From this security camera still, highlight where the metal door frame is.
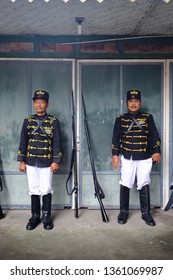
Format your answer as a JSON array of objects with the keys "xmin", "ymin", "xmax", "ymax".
[
  {"xmin": 77, "ymin": 59, "xmax": 169, "ymax": 208},
  {"xmin": 0, "ymin": 58, "xmax": 75, "ymax": 209}
]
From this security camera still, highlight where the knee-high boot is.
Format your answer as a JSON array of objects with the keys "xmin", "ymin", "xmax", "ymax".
[
  {"xmin": 0, "ymin": 205, "xmax": 5, "ymax": 220},
  {"xmin": 42, "ymin": 193, "xmax": 53, "ymax": 230},
  {"xmin": 139, "ymin": 185, "xmax": 156, "ymax": 226},
  {"xmin": 117, "ymin": 185, "xmax": 130, "ymax": 224},
  {"xmin": 26, "ymin": 195, "xmax": 40, "ymax": 230}
]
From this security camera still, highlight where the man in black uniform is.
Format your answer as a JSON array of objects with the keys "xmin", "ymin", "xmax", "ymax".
[
  {"xmin": 17, "ymin": 90, "xmax": 62, "ymax": 230},
  {"xmin": 112, "ymin": 89, "xmax": 161, "ymax": 226}
]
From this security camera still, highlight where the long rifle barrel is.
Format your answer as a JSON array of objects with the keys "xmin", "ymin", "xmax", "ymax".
[
  {"xmin": 0, "ymin": 175, "xmax": 3, "ymax": 192},
  {"xmin": 82, "ymin": 93, "xmax": 109, "ymax": 222},
  {"xmin": 164, "ymin": 186, "xmax": 173, "ymax": 211},
  {"xmin": 0, "ymin": 175, "xmax": 5, "ymax": 219},
  {"xmin": 66, "ymin": 90, "xmax": 79, "ymax": 218}
]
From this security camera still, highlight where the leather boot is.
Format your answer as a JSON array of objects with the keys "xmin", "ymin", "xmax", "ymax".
[
  {"xmin": 26, "ymin": 195, "xmax": 40, "ymax": 230},
  {"xmin": 117, "ymin": 185, "xmax": 130, "ymax": 224},
  {"xmin": 139, "ymin": 185, "xmax": 156, "ymax": 226},
  {"xmin": 42, "ymin": 193, "xmax": 53, "ymax": 230},
  {"xmin": 0, "ymin": 205, "xmax": 5, "ymax": 220}
]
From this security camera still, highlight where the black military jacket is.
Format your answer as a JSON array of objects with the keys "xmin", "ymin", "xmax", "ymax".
[
  {"xmin": 17, "ymin": 113, "xmax": 62, "ymax": 167},
  {"xmin": 112, "ymin": 111, "xmax": 161, "ymax": 160}
]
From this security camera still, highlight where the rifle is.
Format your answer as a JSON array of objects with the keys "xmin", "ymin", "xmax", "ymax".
[
  {"xmin": 0, "ymin": 175, "xmax": 2, "ymax": 192},
  {"xmin": 82, "ymin": 93, "xmax": 109, "ymax": 222},
  {"xmin": 66, "ymin": 90, "xmax": 79, "ymax": 218},
  {"xmin": 164, "ymin": 185, "xmax": 173, "ymax": 211},
  {"xmin": 0, "ymin": 175, "xmax": 5, "ymax": 219}
]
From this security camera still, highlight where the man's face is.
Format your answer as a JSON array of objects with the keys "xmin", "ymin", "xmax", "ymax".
[
  {"xmin": 33, "ymin": 98, "xmax": 48, "ymax": 115},
  {"xmin": 127, "ymin": 99, "xmax": 141, "ymax": 114}
]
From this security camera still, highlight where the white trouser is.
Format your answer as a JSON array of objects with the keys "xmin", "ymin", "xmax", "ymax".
[
  {"xmin": 26, "ymin": 165, "xmax": 53, "ymax": 196},
  {"xmin": 119, "ymin": 155, "xmax": 153, "ymax": 190}
]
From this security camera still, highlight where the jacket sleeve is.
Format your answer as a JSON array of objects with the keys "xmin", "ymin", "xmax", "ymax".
[
  {"xmin": 112, "ymin": 116, "xmax": 122, "ymax": 156},
  {"xmin": 17, "ymin": 119, "xmax": 29, "ymax": 162},
  {"xmin": 52, "ymin": 118, "xmax": 62, "ymax": 163},
  {"xmin": 148, "ymin": 114, "xmax": 161, "ymax": 155}
]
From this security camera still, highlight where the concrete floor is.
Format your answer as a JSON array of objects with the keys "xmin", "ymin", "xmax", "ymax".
[{"xmin": 0, "ymin": 208, "xmax": 173, "ymax": 260}]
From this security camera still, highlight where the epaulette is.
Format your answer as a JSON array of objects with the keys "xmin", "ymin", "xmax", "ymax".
[
  {"xmin": 46, "ymin": 115, "xmax": 57, "ymax": 124},
  {"xmin": 26, "ymin": 115, "xmax": 35, "ymax": 122},
  {"xmin": 47, "ymin": 115, "xmax": 57, "ymax": 121},
  {"xmin": 117, "ymin": 113, "xmax": 125, "ymax": 118},
  {"xmin": 141, "ymin": 113, "xmax": 150, "ymax": 117}
]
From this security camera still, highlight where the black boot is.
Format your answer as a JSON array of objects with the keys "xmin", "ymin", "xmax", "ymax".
[
  {"xmin": 139, "ymin": 185, "xmax": 156, "ymax": 226},
  {"xmin": 26, "ymin": 195, "xmax": 40, "ymax": 230},
  {"xmin": 117, "ymin": 185, "xmax": 130, "ymax": 224},
  {"xmin": 0, "ymin": 205, "xmax": 5, "ymax": 220},
  {"xmin": 42, "ymin": 193, "xmax": 53, "ymax": 230}
]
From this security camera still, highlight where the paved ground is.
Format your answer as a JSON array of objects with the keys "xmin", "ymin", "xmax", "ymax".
[{"xmin": 0, "ymin": 208, "xmax": 173, "ymax": 260}]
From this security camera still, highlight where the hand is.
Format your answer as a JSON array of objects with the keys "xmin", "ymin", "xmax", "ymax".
[
  {"xmin": 50, "ymin": 162, "xmax": 60, "ymax": 172},
  {"xmin": 151, "ymin": 153, "xmax": 161, "ymax": 163},
  {"xmin": 19, "ymin": 162, "xmax": 26, "ymax": 173},
  {"xmin": 112, "ymin": 155, "xmax": 120, "ymax": 170}
]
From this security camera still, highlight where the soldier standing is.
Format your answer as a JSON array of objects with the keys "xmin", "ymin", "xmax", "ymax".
[
  {"xmin": 112, "ymin": 89, "xmax": 161, "ymax": 226},
  {"xmin": 17, "ymin": 90, "xmax": 62, "ymax": 230}
]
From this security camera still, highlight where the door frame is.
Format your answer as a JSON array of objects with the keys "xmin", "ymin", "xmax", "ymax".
[{"xmin": 77, "ymin": 59, "xmax": 168, "ymax": 208}]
